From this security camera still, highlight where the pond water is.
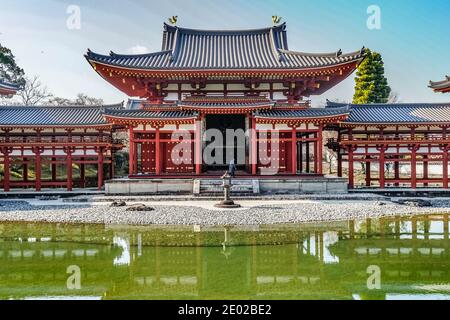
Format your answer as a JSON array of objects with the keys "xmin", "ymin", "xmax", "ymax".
[{"xmin": 0, "ymin": 214, "xmax": 449, "ymax": 300}]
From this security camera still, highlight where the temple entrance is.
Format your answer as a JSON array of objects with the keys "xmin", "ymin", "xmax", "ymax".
[{"xmin": 204, "ymin": 114, "xmax": 246, "ymax": 171}]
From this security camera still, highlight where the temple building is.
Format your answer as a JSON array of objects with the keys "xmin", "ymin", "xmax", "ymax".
[
  {"xmin": 0, "ymin": 104, "xmax": 123, "ymax": 191},
  {"xmin": 429, "ymin": 76, "xmax": 450, "ymax": 93},
  {"xmin": 85, "ymin": 22, "xmax": 364, "ymax": 190},
  {"xmin": 0, "ymin": 79, "xmax": 20, "ymax": 96},
  {"xmin": 326, "ymin": 101, "xmax": 450, "ymax": 189},
  {"xmin": 1, "ymin": 22, "xmax": 450, "ymax": 193}
]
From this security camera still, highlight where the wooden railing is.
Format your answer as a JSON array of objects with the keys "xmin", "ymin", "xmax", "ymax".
[
  {"xmin": 339, "ymin": 135, "xmax": 450, "ymax": 145},
  {"xmin": 0, "ymin": 136, "xmax": 122, "ymax": 144}
]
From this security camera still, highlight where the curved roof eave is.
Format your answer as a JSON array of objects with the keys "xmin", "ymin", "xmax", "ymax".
[{"xmin": 85, "ymin": 55, "xmax": 364, "ymax": 73}]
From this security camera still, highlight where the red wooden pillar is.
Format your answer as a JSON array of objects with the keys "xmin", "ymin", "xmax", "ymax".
[
  {"xmin": 443, "ymin": 148, "xmax": 449, "ymax": 189},
  {"xmin": 155, "ymin": 126, "xmax": 161, "ymax": 175},
  {"xmin": 51, "ymin": 157, "xmax": 57, "ymax": 182},
  {"xmin": 195, "ymin": 117, "xmax": 202, "ymax": 175},
  {"xmin": 129, "ymin": 126, "xmax": 135, "ymax": 176},
  {"xmin": 348, "ymin": 147, "xmax": 354, "ymax": 189},
  {"xmin": 23, "ymin": 157, "xmax": 28, "ymax": 182},
  {"xmin": 337, "ymin": 131, "xmax": 342, "ymax": 177},
  {"xmin": 251, "ymin": 116, "xmax": 257, "ymax": 175},
  {"xmin": 34, "ymin": 148, "xmax": 42, "ymax": 191},
  {"xmin": 423, "ymin": 154, "xmax": 429, "ymax": 187},
  {"xmin": 365, "ymin": 156, "xmax": 371, "ymax": 187},
  {"xmin": 317, "ymin": 125, "xmax": 323, "ymax": 175},
  {"xmin": 305, "ymin": 140, "xmax": 310, "ymax": 173},
  {"xmin": 337, "ymin": 153, "xmax": 343, "ymax": 177},
  {"xmin": 291, "ymin": 126, "xmax": 297, "ymax": 174},
  {"xmin": 442, "ymin": 127, "xmax": 448, "ymax": 189},
  {"xmin": 410, "ymin": 145, "xmax": 418, "ymax": 189},
  {"xmin": 109, "ymin": 153, "xmax": 114, "ymax": 180},
  {"xmin": 97, "ymin": 148, "xmax": 104, "ymax": 190},
  {"xmin": 394, "ymin": 161, "xmax": 400, "ymax": 186},
  {"xmin": 80, "ymin": 157, "xmax": 86, "ymax": 188},
  {"xmin": 313, "ymin": 132, "xmax": 318, "ymax": 173},
  {"xmin": 378, "ymin": 147, "xmax": 385, "ymax": 189},
  {"xmin": 66, "ymin": 148, "xmax": 73, "ymax": 191},
  {"xmin": 2, "ymin": 147, "xmax": 11, "ymax": 192}
]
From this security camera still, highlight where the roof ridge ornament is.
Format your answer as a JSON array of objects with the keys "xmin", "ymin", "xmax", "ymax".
[
  {"xmin": 272, "ymin": 16, "xmax": 282, "ymax": 25},
  {"xmin": 168, "ymin": 16, "xmax": 178, "ymax": 26}
]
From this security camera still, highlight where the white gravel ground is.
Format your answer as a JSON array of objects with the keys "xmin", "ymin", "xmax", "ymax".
[{"xmin": 1, "ymin": 198, "xmax": 450, "ymax": 226}]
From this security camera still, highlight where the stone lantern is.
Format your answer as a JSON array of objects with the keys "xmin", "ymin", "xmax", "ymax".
[{"xmin": 214, "ymin": 172, "xmax": 241, "ymax": 208}]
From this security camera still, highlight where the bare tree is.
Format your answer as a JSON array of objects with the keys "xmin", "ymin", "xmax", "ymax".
[
  {"xmin": 45, "ymin": 96, "xmax": 72, "ymax": 106},
  {"xmin": 47, "ymin": 93, "xmax": 104, "ymax": 106},
  {"xmin": 17, "ymin": 76, "xmax": 52, "ymax": 105},
  {"xmin": 73, "ymin": 93, "xmax": 103, "ymax": 106},
  {"xmin": 322, "ymin": 130, "xmax": 338, "ymax": 174}
]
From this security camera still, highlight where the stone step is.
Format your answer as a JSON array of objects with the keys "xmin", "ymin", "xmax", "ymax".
[
  {"xmin": 193, "ymin": 179, "xmax": 259, "ymax": 195},
  {"xmin": 200, "ymin": 180, "xmax": 254, "ymax": 185},
  {"xmin": 200, "ymin": 187, "xmax": 253, "ymax": 192}
]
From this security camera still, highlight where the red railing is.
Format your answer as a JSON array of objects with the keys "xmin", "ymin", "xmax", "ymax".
[
  {"xmin": 340, "ymin": 135, "xmax": 450, "ymax": 144},
  {"xmin": 0, "ymin": 136, "xmax": 122, "ymax": 144}
]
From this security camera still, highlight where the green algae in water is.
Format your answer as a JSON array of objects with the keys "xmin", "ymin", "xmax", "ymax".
[{"xmin": 0, "ymin": 214, "xmax": 449, "ymax": 300}]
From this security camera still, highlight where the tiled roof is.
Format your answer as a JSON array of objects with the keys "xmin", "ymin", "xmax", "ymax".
[
  {"xmin": 127, "ymin": 99, "xmax": 147, "ymax": 110},
  {"xmin": 86, "ymin": 23, "xmax": 365, "ymax": 70},
  {"xmin": 254, "ymin": 107, "xmax": 349, "ymax": 119},
  {"xmin": 0, "ymin": 104, "xmax": 123, "ymax": 127},
  {"xmin": 327, "ymin": 101, "xmax": 450, "ymax": 124},
  {"xmin": 179, "ymin": 96, "xmax": 274, "ymax": 109},
  {"xmin": 429, "ymin": 76, "xmax": 450, "ymax": 92},
  {"xmin": 126, "ymin": 97, "xmax": 274, "ymax": 111},
  {"xmin": 104, "ymin": 109, "xmax": 198, "ymax": 119}
]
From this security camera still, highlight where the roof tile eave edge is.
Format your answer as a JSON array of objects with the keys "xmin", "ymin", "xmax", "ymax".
[
  {"xmin": 103, "ymin": 115, "xmax": 198, "ymax": 120},
  {"xmin": 0, "ymin": 123, "xmax": 111, "ymax": 128},
  {"xmin": 253, "ymin": 113, "xmax": 350, "ymax": 120},
  {"xmin": 87, "ymin": 56, "xmax": 364, "ymax": 73},
  {"xmin": 343, "ymin": 121, "xmax": 450, "ymax": 126}
]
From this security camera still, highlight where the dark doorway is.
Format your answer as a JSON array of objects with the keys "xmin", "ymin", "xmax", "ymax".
[{"xmin": 204, "ymin": 114, "xmax": 246, "ymax": 171}]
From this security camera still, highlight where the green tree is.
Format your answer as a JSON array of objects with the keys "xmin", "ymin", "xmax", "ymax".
[
  {"xmin": 0, "ymin": 43, "xmax": 25, "ymax": 86},
  {"xmin": 353, "ymin": 49, "xmax": 391, "ymax": 104}
]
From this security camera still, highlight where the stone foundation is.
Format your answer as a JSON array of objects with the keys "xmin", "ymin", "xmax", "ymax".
[
  {"xmin": 258, "ymin": 177, "xmax": 348, "ymax": 194},
  {"xmin": 105, "ymin": 177, "xmax": 348, "ymax": 195}
]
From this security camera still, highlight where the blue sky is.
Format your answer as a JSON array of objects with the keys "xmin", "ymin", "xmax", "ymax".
[{"xmin": 0, "ymin": 0, "xmax": 449, "ymax": 106}]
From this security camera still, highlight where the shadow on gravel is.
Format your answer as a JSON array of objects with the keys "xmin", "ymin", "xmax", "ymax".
[{"xmin": 0, "ymin": 200, "xmax": 90, "ymax": 212}]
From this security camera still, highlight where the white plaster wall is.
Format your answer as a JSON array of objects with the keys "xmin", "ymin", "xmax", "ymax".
[
  {"xmin": 272, "ymin": 92, "xmax": 285, "ymax": 100},
  {"xmin": 167, "ymin": 84, "xmax": 178, "ymax": 90},
  {"xmin": 161, "ymin": 124, "xmax": 177, "ymax": 130},
  {"xmin": 226, "ymin": 84, "xmax": 246, "ymax": 91},
  {"xmin": 179, "ymin": 124, "xmax": 195, "ymax": 130},
  {"xmin": 256, "ymin": 124, "xmax": 273, "ymax": 130},
  {"xmin": 165, "ymin": 92, "xmax": 179, "ymax": 101},
  {"xmin": 272, "ymin": 83, "xmax": 286, "ymax": 90},
  {"xmin": 274, "ymin": 124, "xmax": 290, "ymax": 130}
]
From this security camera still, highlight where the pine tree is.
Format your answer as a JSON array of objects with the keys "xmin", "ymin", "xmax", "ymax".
[
  {"xmin": 353, "ymin": 49, "xmax": 391, "ymax": 104},
  {"xmin": 0, "ymin": 43, "xmax": 25, "ymax": 86}
]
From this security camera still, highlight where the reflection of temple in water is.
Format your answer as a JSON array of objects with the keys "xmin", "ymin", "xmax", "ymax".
[{"xmin": 0, "ymin": 215, "xmax": 449, "ymax": 300}]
